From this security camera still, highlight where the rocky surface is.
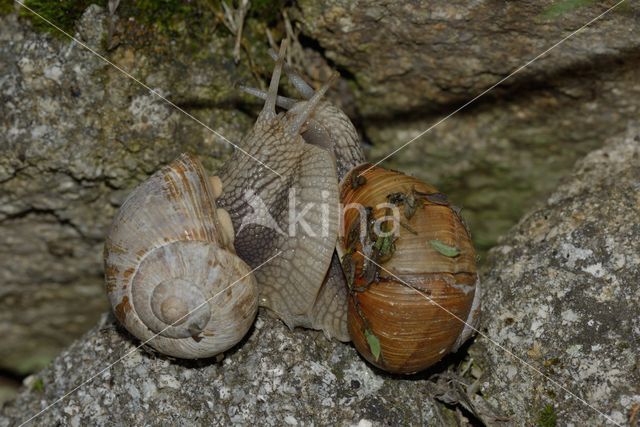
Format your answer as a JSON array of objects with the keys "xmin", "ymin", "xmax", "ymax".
[
  {"xmin": 296, "ymin": 0, "xmax": 640, "ymax": 252},
  {"xmin": 469, "ymin": 126, "xmax": 640, "ymax": 425},
  {"xmin": 297, "ymin": 0, "xmax": 639, "ymax": 115},
  {"xmin": 0, "ymin": 312, "xmax": 452, "ymax": 426},
  {"xmin": 0, "ymin": 6, "xmax": 255, "ymax": 375}
]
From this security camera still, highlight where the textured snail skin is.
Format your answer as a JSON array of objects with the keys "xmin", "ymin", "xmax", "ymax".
[
  {"xmin": 218, "ymin": 116, "xmax": 341, "ymax": 335},
  {"xmin": 297, "ymin": 101, "xmax": 365, "ymax": 181},
  {"xmin": 104, "ymin": 154, "xmax": 258, "ymax": 359},
  {"xmin": 217, "ymin": 45, "xmax": 365, "ymax": 341},
  {"xmin": 263, "ymin": 47, "xmax": 364, "ymax": 182},
  {"xmin": 301, "ymin": 101, "xmax": 366, "ymax": 340},
  {"xmin": 338, "ymin": 164, "xmax": 480, "ymax": 374}
]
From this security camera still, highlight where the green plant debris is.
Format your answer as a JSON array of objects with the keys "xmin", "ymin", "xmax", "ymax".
[
  {"xmin": 364, "ymin": 329, "xmax": 381, "ymax": 361},
  {"xmin": 537, "ymin": 404, "xmax": 557, "ymax": 427},
  {"xmin": 373, "ymin": 234, "xmax": 394, "ymax": 256},
  {"xmin": 32, "ymin": 377, "xmax": 44, "ymax": 392},
  {"xmin": 541, "ymin": 0, "xmax": 596, "ymax": 18},
  {"xmin": 429, "ymin": 240, "xmax": 460, "ymax": 257}
]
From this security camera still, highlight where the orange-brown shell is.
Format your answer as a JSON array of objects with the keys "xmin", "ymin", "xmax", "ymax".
[{"xmin": 338, "ymin": 164, "xmax": 480, "ymax": 374}]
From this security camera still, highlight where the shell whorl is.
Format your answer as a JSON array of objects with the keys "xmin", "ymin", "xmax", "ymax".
[{"xmin": 104, "ymin": 154, "xmax": 258, "ymax": 359}]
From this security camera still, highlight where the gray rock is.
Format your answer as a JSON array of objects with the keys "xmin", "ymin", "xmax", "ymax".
[
  {"xmin": 297, "ymin": 0, "xmax": 639, "ymax": 116},
  {"xmin": 0, "ymin": 6, "xmax": 254, "ymax": 374},
  {"xmin": 0, "ymin": 312, "xmax": 448, "ymax": 426},
  {"xmin": 470, "ymin": 126, "xmax": 640, "ymax": 425}
]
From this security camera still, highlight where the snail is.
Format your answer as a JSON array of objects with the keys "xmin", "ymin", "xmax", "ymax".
[
  {"xmin": 104, "ymin": 41, "xmax": 480, "ymax": 370},
  {"xmin": 216, "ymin": 42, "xmax": 365, "ymax": 341},
  {"xmin": 337, "ymin": 164, "xmax": 481, "ymax": 374},
  {"xmin": 104, "ymin": 154, "xmax": 258, "ymax": 359},
  {"xmin": 104, "ymin": 41, "xmax": 364, "ymax": 357}
]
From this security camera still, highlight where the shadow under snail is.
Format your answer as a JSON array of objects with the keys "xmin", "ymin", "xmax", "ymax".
[{"xmin": 104, "ymin": 41, "xmax": 480, "ymax": 374}]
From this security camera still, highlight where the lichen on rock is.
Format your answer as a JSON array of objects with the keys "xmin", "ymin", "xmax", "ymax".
[{"xmin": 469, "ymin": 125, "xmax": 640, "ymax": 425}]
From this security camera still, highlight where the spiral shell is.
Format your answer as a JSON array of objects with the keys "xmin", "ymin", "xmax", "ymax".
[
  {"xmin": 104, "ymin": 154, "xmax": 258, "ymax": 359},
  {"xmin": 338, "ymin": 164, "xmax": 480, "ymax": 374}
]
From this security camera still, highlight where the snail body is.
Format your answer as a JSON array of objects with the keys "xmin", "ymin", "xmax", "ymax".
[
  {"xmin": 217, "ymin": 43, "xmax": 364, "ymax": 341},
  {"xmin": 104, "ymin": 154, "xmax": 258, "ymax": 359},
  {"xmin": 338, "ymin": 164, "xmax": 480, "ymax": 374}
]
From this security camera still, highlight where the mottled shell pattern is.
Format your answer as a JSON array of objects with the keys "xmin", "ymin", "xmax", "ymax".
[{"xmin": 104, "ymin": 154, "xmax": 258, "ymax": 359}]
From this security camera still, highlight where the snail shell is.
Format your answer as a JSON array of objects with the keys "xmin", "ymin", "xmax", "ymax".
[
  {"xmin": 338, "ymin": 164, "xmax": 480, "ymax": 374},
  {"xmin": 104, "ymin": 153, "xmax": 258, "ymax": 359}
]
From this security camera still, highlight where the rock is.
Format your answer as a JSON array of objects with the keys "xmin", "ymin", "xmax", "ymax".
[
  {"xmin": 469, "ymin": 126, "xmax": 640, "ymax": 425},
  {"xmin": 0, "ymin": 313, "xmax": 447, "ymax": 426},
  {"xmin": 296, "ymin": 0, "xmax": 640, "ymax": 253},
  {"xmin": 0, "ymin": 5, "xmax": 255, "ymax": 374},
  {"xmin": 297, "ymin": 0, "xmax": 639, "ymax": 115}
]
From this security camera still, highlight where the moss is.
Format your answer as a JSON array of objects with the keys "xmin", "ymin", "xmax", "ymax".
[
  {"xmin": 117, "ymin": 1, "xmax": 248, "ymax": 51},
  {"xmin": 537, "ymin": 404, "xmax": 558, "ymax": 427},
  {"xmin": 118, "ymin": 0, "xmax": 199, "ymax": 33},
  {"xmin": 32, "ymin": 377, "xmax": 45, "ymax": 392},
  {"xmin": 17, "ymin": 0, "xmax": 223, "ymax": 42},
  {"xmin": 19, "ymin": 0, "xmax": 106, "ymax": 35},
  {"xmin": 541, "ymin": 0, "xmax": 597, "ymax": 18},
  {"xmin": 14, "ymin": 0, "xmax": 289, "ymax": 69},
  {"xmin": 0, "ymin": 0, "xmax": 15, "ymax": 15}
]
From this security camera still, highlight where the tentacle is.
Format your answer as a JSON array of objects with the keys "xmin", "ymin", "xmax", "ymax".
[
  {"xmin": 239, "ymin": 85, "xmax": 297, "ymax": 110},
  {"xmin": 268, "ymin": 49, "xmax": 315, "ymax": 100},
  {"xmin": 259, "ymin": 40, "xmax": 288, "ymax": 122},
  {"xmin": 286, "ymin": 73, "xmax": 338, "ymax": 136}
]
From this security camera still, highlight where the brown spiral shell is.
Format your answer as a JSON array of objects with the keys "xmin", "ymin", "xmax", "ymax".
[{"xmin": 104, "ymin": 154, "xmax": 258, "ymax": 359}]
